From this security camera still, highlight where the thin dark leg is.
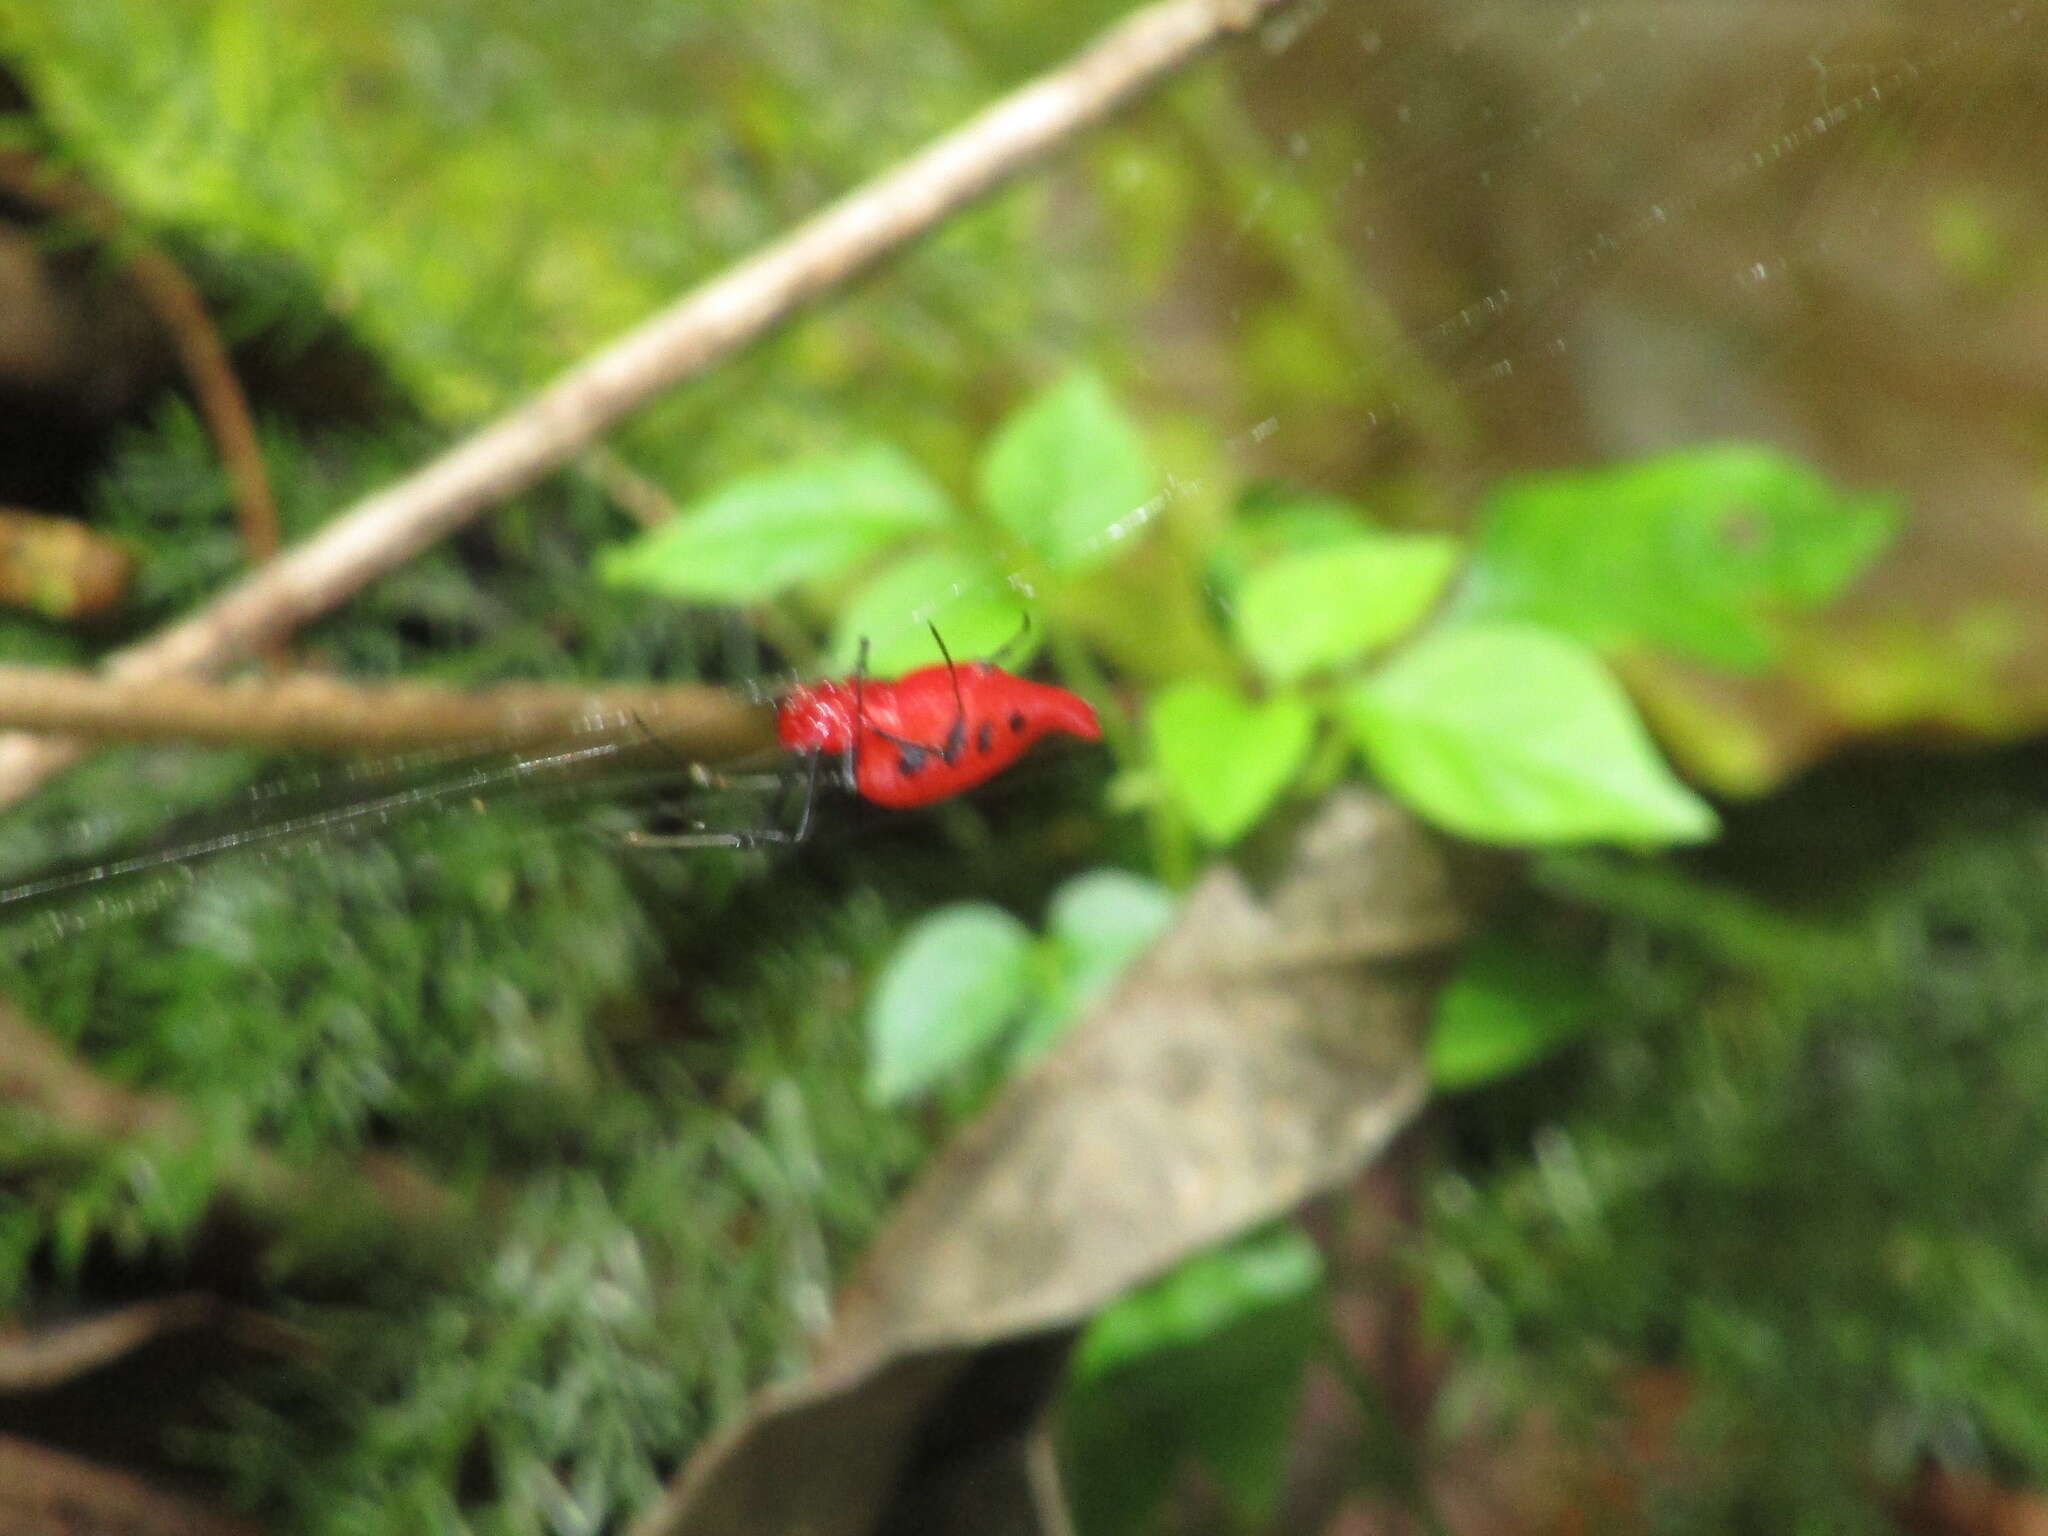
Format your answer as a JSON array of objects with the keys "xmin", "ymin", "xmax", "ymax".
[
  {"xmin": 628, "ymin": 709, "xmax": 697, "ymax": 773},
  {"xmin": 787, "ymin": 746, "xmax": 822, "ymax": 846},
  {"xmin": 840, "ymin": 627, "xmax": 956, "ymax": 765},
  {"xmin": 843, "ymin": 635, "xmax": 873, "ymax": 793},
  {"xmin": 929, "ymin": 623, "xmax": 967, "ymax": 759},
  {"xmin": 622, "ymin": 825, "xmax": 798, "ymax": 850},
  {"xmin": 623, "ymin": 751, "xmax": 820, "ymax": 854}
]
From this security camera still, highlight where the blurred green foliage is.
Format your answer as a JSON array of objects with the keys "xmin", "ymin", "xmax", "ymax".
[
  {"xmin": 1147, "ymin": 678, "xmax": 1315, "ymax": 845},
  {"xmin": 1421, "ymin": 764, "xmax": 2048, "ymax": 1530},
  {"xmin": 0, "ymin": 4, "xmax": 2017, "ymax": 1534},
  {"xmin": 1062, "ymin": 1226, "xmax": 1326, "ymax": 1531},
  {"xmin": 1462, "ymin": 444, "xmax": 1904, "ymax": 672},
  {"xmin": 1427, "ymin": 928, "xmax": 1601, "ymax": 1091},
  {"xmin": 2, "ymin": 4, "xmax": 1189, "ymax": 1523},
  {"xmin": 599, "ymin": 370, "xmax": 1155, "ymax": 676},
  {"xmin": 862, "ymin": 867, "xmax": 1175, "ymax": 1103},
  {"xmin": 611, "ymin": 373, "xmax": 1892, "ymax": 864}
]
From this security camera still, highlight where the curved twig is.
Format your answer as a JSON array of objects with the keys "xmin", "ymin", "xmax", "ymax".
[
  {"xmin": 0, "ymin": 996, "xmax": 459, "ymax": 1245},
  {"xmin": 0, "ymin": 150, "xmax": 282, "ymax": 567},
  {"xmin": 0, "ymin": 0, "xmax": 1291, "ymax": 810}
]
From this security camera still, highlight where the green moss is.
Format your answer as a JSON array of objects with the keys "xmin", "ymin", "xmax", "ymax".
[
  {"xmin": 0, "ymin": 386, "xmax": 945, "ymax": 1526},
  {"xmin": 1422, "ymin": 759, "xmax": 2048, "ymax": 1527}
]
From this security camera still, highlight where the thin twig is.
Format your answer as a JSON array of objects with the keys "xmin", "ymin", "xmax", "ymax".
[
  {"xmin": 581, "ymin": 446, "xmax": 680, "ymax": 528},
  {"xmin": 0, "ymin": 1293, "xmax": 311, "ymax": 1395},
  {"xmin": 0, "ymin": 0, "xmax": 1291, "ymax": 810},
  {"xmin": 0, "ymin": 663, "xmax": 775, "ymax": 757},
  {"xmin": 0, "ymin": 150, "xmax": 282, "ymax": 568},
  {"xmin": 0, "ymin": 997, "xmax": 460, "ymax": 1246},
  {"xmin": 0, "ymin": 1432, "xmax": 263, "ymax": 1536}
]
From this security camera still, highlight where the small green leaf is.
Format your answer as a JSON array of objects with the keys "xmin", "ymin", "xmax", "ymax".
[
  {"xmin": 829, "ymin": 548, "xmax": 1034, "ymax": 677},
  {"xmin": 1234, "ymin": 532, "xmax": 1462, "ymax": 682},
  {"xmin": 1211, "ymin": 490, "xmax": 1373, "ymax": 591},
  {"xmin": 1063, "ymin": 1228, "xmax": 1324, "ymax": 1528},
  {"xmin": 1010, "ymin": 870, "xmax": 1178, "ymax": 1065},
  {"xmin": 1072, "ymin": 1226, "xmax": 1324, "ymax": 1380},
  {"xmin": 1150, "ymin": 681, "xmax": 1315, "ymax": 846},
  {"xmin": 1047, "ymin": 869, "xmax": 1179, "ymax": 988},
  {"xmin": 865, "ymin": 903, "xmax": 1035, "ymax": 1104},
  {"xmin": 1464, "ymin": 443, "xmax": 1902, "ymax": 670},
  {"xmin": 1344, "ymin": 622, "xmax": 1718, "ymax": 845},
  {"xmin": 978, "ymin": 370, "xmax": 1154, "ymax": 571},
  {"xmin": 1429, "ymin": 931, "xmax": 1601, "ymax": 1088},
  {"xmin": 598, "ymin": 443, "xmax": 953, "ymax": 603}
]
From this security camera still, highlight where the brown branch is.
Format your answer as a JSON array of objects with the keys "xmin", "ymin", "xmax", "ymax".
[
  {"xmin": 0, "ymin": 0, "xmax": 1291, "ymax": 810},
  {"xmin": 0, "ymin": 663, "xmax": 775, "ymax": 758},
  {"xmin": 0, "ymin": 150, "xmax": 282, "ymax": 569}
]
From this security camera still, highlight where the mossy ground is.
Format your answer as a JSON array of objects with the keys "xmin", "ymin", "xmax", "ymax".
[
  {"xmin": 4, "ymin": 6, "xmax": 2045, "ymax": 1528},
  {"xmin": 1421, "ymin": 749, "xmax": 2048, "ymax": 1530}
]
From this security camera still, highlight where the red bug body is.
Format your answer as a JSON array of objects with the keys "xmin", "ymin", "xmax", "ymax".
[{"xmin": 776, "ymin": 661, "xmax": 1101, "ymax": 809}]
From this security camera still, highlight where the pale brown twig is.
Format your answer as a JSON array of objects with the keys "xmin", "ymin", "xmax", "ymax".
[{"xmin": 0, "ymin": 0, "xmax": 1292, "ymax": 810}]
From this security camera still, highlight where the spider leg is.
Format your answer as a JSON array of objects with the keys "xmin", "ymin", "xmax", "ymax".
[
  {"xmin": 622, "ymin": 826, "xmax": 798, "ymax": 850},
  {"xmin": 786, "ymin": 746, "xmax": 822, "ymax": 846},
  {"xmin": 928, "ymin": 623, "xmax": 969, "ymax": 763},
  {"xmin": 845, "ymin": 636, "xmax": 869, "ymax": 792},
  {"xmin": 866, "ymin": 724, "xmax": 948, "ymax": 754},
  {"xmin": 623, "ymin": 747, "xmax": 825, "ymax": 852},
  {"xmin": 627, "ymin": 709, "xmax": 701, "ymax": 773}
]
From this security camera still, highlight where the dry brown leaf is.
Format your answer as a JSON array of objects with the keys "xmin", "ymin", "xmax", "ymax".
[
  {"xmin": 634, "ymin": 791, "xmax": 1489, "ymax": 1536},
  {"xmin": 0, "ymin": 507, "xmax": 132, "ymax": 620}
]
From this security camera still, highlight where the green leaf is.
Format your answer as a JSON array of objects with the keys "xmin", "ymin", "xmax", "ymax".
[
  {"xmin": 1344, "ymin": 622, "xmax": 1718, "ymax": 845},
  {"xmin": 1234, "ymin": 531, "xmax": 1462, "ymax": 682},
  {"xmin": 977, "ymin": 370, "xmax": 1154, "ymax": 571},
  {"xmin": 1149, "ymin": 681, "xmax": 1315, "ymax": 846},
  {"xmin": 1429, "ymin": 931, "xmax": 1601, "ymax": 1088},
  {"xmin": 1464, "ymin": 443, "xmax": 1902, "ymax": 670},
  {"xmin": 1063, "ymin": 1228, "xmax": 1323, "ymax": 1528},
  {"xmin": 1047, "ymin": 869, "xmax": 1179, "ymax": 991},
  {"xmin": 865, "ymin": 903, "xmax": 1035, "ymax": 1104},
  {"xmin": 1072, "ymin": 1226, "xmax": 1324, "ymax": 1379},
  {"xmin": 828, "ymin": 547, "xmax": 1034, "ymax": 677},
  {"xmin": 1211, "ymin": 489, "xmax": 1373, "ymax": 591},
  {"xmin": 598, "ymin": 443, "xmax": 953, "ymax": 603},
  {"xmin": 1010, "ymin": 870, "xmax": 1178, "ymax": 1065}
]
